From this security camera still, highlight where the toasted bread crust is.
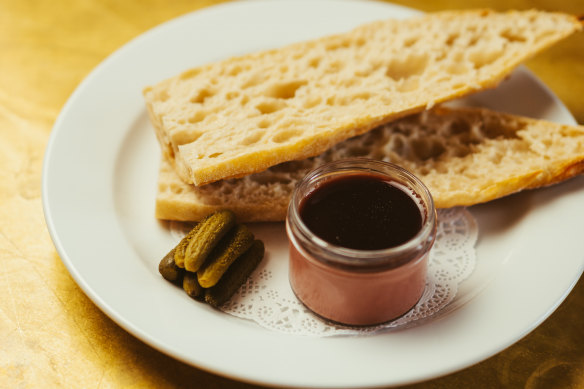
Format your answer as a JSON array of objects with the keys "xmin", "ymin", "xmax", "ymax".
[
  {"xmin": 155, "ymin": 106, "xmax": 584, "ymax": 222},
  {"xmin": 144, "ymin": 9, "xmax": 582, "ymax": 186}
]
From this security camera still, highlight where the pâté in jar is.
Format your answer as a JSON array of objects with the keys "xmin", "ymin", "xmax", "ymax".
[{"xmin": 286, "ymin": 158, "xmax": 437, "ymax": 326}]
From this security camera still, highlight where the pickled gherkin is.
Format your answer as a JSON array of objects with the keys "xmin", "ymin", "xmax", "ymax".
[
  {"xmin": 205, "ymin": 240, "xmax": 264, "ymax": 307},
  {"xmin": 197, "ymin": 224, "xmax": 254, "ymax": 288},
  {"xmin": 183, "ymin": 271, "xmax": 205, "ymax": 301},
  {"xmin": 158, "ymin": 247, "xmax": 184, "ymax": 284},
  {"xmin": 184, "ymin": 210, "xmax": 236, "ymax": 272},
  {"xmin": 174, "ymin": 222, "xmax": 202, "ymax": 268},
  {"xmin": 157, "ymin": 209, "xmax": 266, "ymax": 307}
]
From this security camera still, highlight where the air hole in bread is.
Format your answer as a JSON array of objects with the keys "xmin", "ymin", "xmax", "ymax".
[
  {"xmin": 292, "ymin": 50, "xmax": 304, "ymax": 60},
  {"xmin": 155, "ymin": 90, "xmax": 169, "ymax": 102},
  {"xmin": 397, "ymin": 78, "xmax": 419, "ymax": 93},
  {"xmin": 450, "ymin": 82, "xmax": 467, "ymax": 91},
  {"xmin": 362, "ymin": 133, "xmax": 382, "ymax": 148},
  {"xmin": 467, "ymin": 35, "xmax": 479, "ymax": 47},
  {"xmin": 226, "ymin": 91, "xmax": 239, "ymax": 100},
  {"xmin": 355, "ymin": 61, "xmax": 382, "ymax": 78},
  {"xmin": 388, "ymin": 135, "xmax": 406, "ymax": 156},
  {"xmin": 307, "ymin": 57, "xmax": 321, "ymax": 68},
  {"xmin": 448, "ymin": 119, "xmax": 472, "ymax": 135},
  {"xmin": 482, "ymin": 120, "xmax": 523, "ymax": 139},
  {"xmin": 241, "ymin": 132, "xmax": 263, "ymax": 146},
  {"xmin": 227, "ymin": 64, "xmax": 243, "ymax": 76},
  {"xmin": 403, "ymin": 36, "xmax": 419, "ymax": 48},
  {"xmin": 446, "ymin": 62, "xmax": 470, "ymax": 75},
  {"xmin": 167, "ymin": 147, "xmax": 175, "ymax": 160},
  {"xmin": 258, "ymin": 118, "xmax": 271, "ymax": 129},
  {"xmin": 326, "ymin": 60, "xmax": 344, "ymax": 73},
  {"xmin": 179, "ymin": 68, "xmax": 201, "ymax": 80},
  {"xmin": 325, "ymin": 37, "xmax": 351, "ymax": 51},
  {"xmin": 190, "ymin": 88, "xmax": 214, "ymax": 104},
  {"xmin": 265, "ymin": 80, "xmax": 307, "ymax": 99},
  {"xmin": 256, "ymin": 100, "xmax": 286, "ymax": 114},
  {"xmin": 343, "ymin": 77, "xmax": 359, "ymax": 88},
  {"xmin": 381, "ymin": 96, "xmax": 392, "ymax": 105},
  {"xmin": 411, "ymin": 138, "xmax": 447, "ymax": 161},
  {"xmin": 452, "ymin": 145, "xmax": 472, "ymax": 158},
  {"xmin": 385, "ymin": 53, "xmax": 429, "ymax": 80},
  {"xmin": 351, "ymin": 91, "xmax": 373, "ymax": 101},
  {"xmin": 500, "ymin": 29, "xmax": 527, "ymax": 43},
  {"xmin": 445, "ymin": 33, "xmax": 459, "ymax": 46},
  {"xmin": 272, "ymin": 129, "xmax": 301, "ymax": 144},
  {"xmin": 188, "ymin": 111, "xmax": 206, "ymax": 124},
  {"xmin": 208, "ymin": 152, "xmax": 223, "ymax": 158},
  {"xmin": 240, "ymin": 95, "xmax": 250, "ymax": 105},
  {"xmin": 241, "ymin": 73, "xmax": 267, "ymax": 89},
  {"xmin": 328, "ymin": 95, "xmax": 354, "ymax": 106},
  {"xmin": 435, "ymin": 50, "xmax": 449, "ymax": 62},
  {"xmin": 354, "ymin": 68, "xmax": 369, "ymax": 78},
  {"xmin": 468, "ymin": 47, "xmax": 503, "ymax": 69},
  {"xmin": 418, "ymin": 167, "xmax": 431, "ymax": 176},
  {"xmin": 169, "ymin": 183, "xmax": 186, "ymax": 194},
  {"xmin": 452, "ymin": 50, "xmax": 465, "ymax": 62},
  {"xmin": 303, "ymin": 96, "xmax": 322, "ymax": 109},
  {"xmin": 174, "ymin": 130, "xmax": 202, "ymax": 146}
]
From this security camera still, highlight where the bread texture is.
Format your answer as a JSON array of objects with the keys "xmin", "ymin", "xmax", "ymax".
[
  {"xmin": 155, "ymin": 106, "xmax": 584, "ymax": 222},
  {"xmin": 144, "ymin": 9, "xmax": 582, "ymax": 186}
]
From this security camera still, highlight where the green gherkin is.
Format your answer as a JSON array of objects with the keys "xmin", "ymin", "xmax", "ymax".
[
  {"xmin": 158, "ymin": 209, "xmax": 265, "ymax": 307},
  {"xmin": 158, "ymin": 247, "xmax": 184, "ymax": 284},
  {"xmin": 197, "ymin": 224, "xmax": 254, "ymax": 288},
  {"xmin": 205, "ymin": 240, "xmax": 265, "ymax": 307},
  {"xmin": 173, "ymin": 222, "xmax": 202, "ymax": 268},
  {"xmin": 184, "ymin": 210, "xmax": 236, "ymax": 272},
  {"xmin": 183, "ymin": 271, "xmax": 205, "ymax": 301}
]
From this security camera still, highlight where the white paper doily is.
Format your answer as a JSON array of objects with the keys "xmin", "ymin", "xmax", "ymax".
[{"xmin": 171, "ymin": 207, "xmax": 477, "ymax": 337}]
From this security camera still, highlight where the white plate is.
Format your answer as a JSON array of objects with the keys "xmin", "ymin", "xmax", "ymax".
[{"xmin": 42, "ymin": 0, "xmax": 584, "ymax": 387}]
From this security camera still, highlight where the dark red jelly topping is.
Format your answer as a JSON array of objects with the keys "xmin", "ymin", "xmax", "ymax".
[{"xmin": 299, "ymin": 174, "xmax": 422, "ymax": 250}]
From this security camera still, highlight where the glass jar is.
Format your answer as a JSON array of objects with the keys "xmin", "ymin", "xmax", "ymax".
[{"xmin": 286, "ymin": 158, "xmax": 437, "ymax": 326}]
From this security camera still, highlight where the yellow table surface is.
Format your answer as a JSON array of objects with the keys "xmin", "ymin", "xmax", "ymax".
[{"xmin": 1, "ymin": 0, "xmax": 583, "ymax": 387}]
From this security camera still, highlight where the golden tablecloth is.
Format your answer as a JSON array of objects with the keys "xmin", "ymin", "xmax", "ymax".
[{"xmin": 1, "ymin": 0, "xmax": 582, "ymax": 387}]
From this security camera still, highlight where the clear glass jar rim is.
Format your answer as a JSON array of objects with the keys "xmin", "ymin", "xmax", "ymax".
[{"xmin": 287, "ymin": 158, "xmax": 437, "ymax": 270}]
